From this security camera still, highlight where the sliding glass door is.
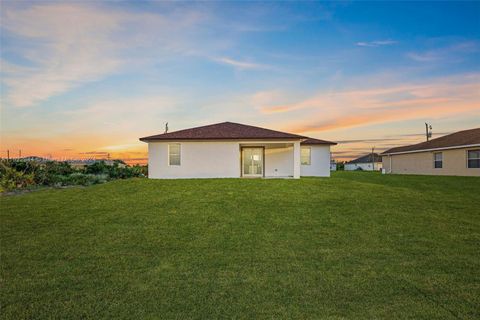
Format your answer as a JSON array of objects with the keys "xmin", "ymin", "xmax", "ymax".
[{"xmin": 242, "ymin": 147, "xmax": 264, "ymax": 177}]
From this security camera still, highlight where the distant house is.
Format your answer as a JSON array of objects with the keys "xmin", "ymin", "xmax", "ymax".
[
  {"xmin": 330, "ymin": 160, "xmax": 337, "ymax": 171},
  {"xmin": 67, "ymin": 159, "xmax": 97, "ymax": 169},
  {"xmin": 67, "ymin": 159, "xmax": 126, "ymax": 169},
  {"xmin": 381, "ymin": 128, "xmax": 480, "ymax": 176},
  {"xmin": 345, "ymin": 153, "xmax": 382, "ymax": 171},
  {"xmin": 140, "ymin": 122, "xmax": 336, "ymax": 179},
  {"xmin": 18, "ymin": 156, "xmax": 50, "ymax": 163}
]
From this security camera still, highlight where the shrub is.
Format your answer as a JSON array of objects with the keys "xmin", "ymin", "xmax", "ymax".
[
  {"xmin": 66, "ymin": 172, "xmax": 91, "ymax": 186},
  {"xmin": 84, "ymin": 161, "xmax": 110, "ymax": 175},
  {"xmin": 1, "ymin": 159, "xmax": 147, "ymax": 192},
  {"xmin": 0, "ymin": 162, "xmax": 35, "ymax": 191},
  {"xmin": 66, "ymin": 173, "xmax": 108, "ymax": 186},
  {"xmin": 336, "ymin": 162, "xmax": 345, "ymax": 171},
  {"xmin": 45, "ymin": 161, "xmax": 75, "ymax": 176}
]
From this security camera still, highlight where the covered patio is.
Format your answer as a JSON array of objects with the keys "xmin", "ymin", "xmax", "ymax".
[{"xmin": 239, "ymin": 141, "xmax": 301, "ymax": 178}]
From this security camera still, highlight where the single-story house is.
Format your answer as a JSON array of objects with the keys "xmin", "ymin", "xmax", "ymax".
[
  {"xmin": 344, "ymin": 153, "xmax": 383, "ymax": 171},
  {"xmin": 140, "ymin": 122, "xmax": 336, "ymax": 179},
  {"xmin": 381, "ymin": 128, "xmax": 480, "ymax": 176},
  {"xmin": 67, "ymin": 159, "xmax": 126, "ymax": 169},
  {"xmin": 330, "ymin": 160, "xmax": 337, "ymax": 171}
]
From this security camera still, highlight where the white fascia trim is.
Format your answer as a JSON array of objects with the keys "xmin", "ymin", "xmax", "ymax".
[{"xmin": 382, "ymin": 144, "xmax": 480, "ymax": 156}]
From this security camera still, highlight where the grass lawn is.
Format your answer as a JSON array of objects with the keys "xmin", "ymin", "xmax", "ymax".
[{"xmin": 1, "ymin": 172, "xmax": 479, "ymax": 319}]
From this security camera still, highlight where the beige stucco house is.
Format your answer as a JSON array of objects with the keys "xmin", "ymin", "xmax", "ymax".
[{"xmin": 381, "ymin": 128, "xmax": 480, "ymax": 177}]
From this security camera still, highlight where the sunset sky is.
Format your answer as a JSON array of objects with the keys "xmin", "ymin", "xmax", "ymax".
[{"xmin": 1, "ymin": 1, "xmax": 479, "ymax": 164}]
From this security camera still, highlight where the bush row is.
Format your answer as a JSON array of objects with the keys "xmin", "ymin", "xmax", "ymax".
[{"xmin": 0, "ymin": 160, "xmax": 147, "ymax": 192}]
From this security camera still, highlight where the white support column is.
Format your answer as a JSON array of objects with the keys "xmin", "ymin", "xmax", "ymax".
[{"xmin": 293, "ymin": 141, "xmax": 301, "ymax": 179}]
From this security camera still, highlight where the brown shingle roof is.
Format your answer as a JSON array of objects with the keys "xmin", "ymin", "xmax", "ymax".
[
  {"xmin": 381, "ymin": 128, "xmax": 480, "ymax": 155},
  {"xmin": 301, "ymin": 138, "xmax": 337, "ymax": 145},
  {"xmin": 140, "ymin": 122, "xmax": 308, "ymax": 142},
  {"xmin": 347, "ymin": 153, "xmax": 382, "ymax": 164}
]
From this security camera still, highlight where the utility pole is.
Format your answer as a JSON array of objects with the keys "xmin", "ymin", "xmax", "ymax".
[
  {"xmin": 371, "ymin": 147, "xmax": 375, "ymax": 171},
  {"xmin": 7, "ymin": 149, "xmax": 9, "ymax": 160},
  {"xmin": 425, "ymin": 123, "xmax": 432, "ymax": 141},
  {"xmin": 19, "ymin": 149, "xmax": 21, "ymax": 158}
]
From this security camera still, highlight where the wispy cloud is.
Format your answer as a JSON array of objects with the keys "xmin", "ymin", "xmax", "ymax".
[
  {"xmin": 407, "ymin": 52, "xmax": 440, "ymax": 62},
  {"xmin": 0, "ymin": 3, "xmax": 209, "ymax": 107},
  {"xmin": 0, "ymin": 2, "xmax": 300, "ymax": 107},
  {"xmin": 214, "ymin": 57, "xmax": 269, "ymax": 70},
  {"xmin": 337, "ymin": 138, "xmax": 399, "ymax": 144},
  {"xmin": 254, "ymin": 73, "xmax": 480, "ymax": 133},
  {"xmin": 249, "ymin": 90, "xmax": 297, "ymax": 113},
  {"xmin": 336, "ymin": 132, "xmax": 451, "ymax": 145},
  {"xmin": 1, "ymin": 4, "xmax": 124, "ymax": 107},
  {"xmin": 80, "ymin": 151, "xmax": 110, "ymax": 155},
  {"xmin": 1, "ymin": 93, "xmax": 178, "ymax": 161},
  {"xmin": 356, "ymin": 40, "xmax": 397, "ymax": 47},
  {"xmin": 64, "ymin": 95, "xmax": 178, "ymax": 134},
  {"xmin": 407, "ymin": 41, "xmax": 479, "ymax": 62}
]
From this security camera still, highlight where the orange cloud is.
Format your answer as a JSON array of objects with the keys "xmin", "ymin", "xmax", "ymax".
[
  {"xmin": 261, "ymin": 105, "xmax": 292, "ymax": 113},
  {"xmin": 292, "ymin": 102, "xmax": 478, "ymax": 133},
  {"xmin": 267, "ymin": 75, "xmax": 480, "ymax": 133},
  {"xmin": 1, "ymin": 132, "xmax": 148, "ymax": 164}
]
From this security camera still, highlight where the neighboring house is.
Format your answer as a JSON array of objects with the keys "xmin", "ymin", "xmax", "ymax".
[
  {"xmin": 140, "ymin": 122, "xmax": 336, "ymax": 179},
  {"xmin": 381, "ymin": 128, "xmax": 480, "ymax": 176},
  {"xmin": 330, "ymin": 160, "xmax": 337, "ymax": 171},
  {"xmin": 344, "ymin": 153, "xmax": 383, "ymax": 171},
  {"xmin": 67, "ymin": 159, "xmax": 126, "ymax": 169},
  {"xmin": 18, "ymin": 156, "xmax": 50, "ymax": 163}
]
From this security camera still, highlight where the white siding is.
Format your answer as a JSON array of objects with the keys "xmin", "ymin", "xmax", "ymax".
[
  {"xmin": 147, "ymin": 140, "xmax": 332, "ymax": 179},
  {"xmin": 300, "ymin": 145, "xmax": 331, "ymax": 177},
  {"xmin": 293, "ymin": 141, "xmax": 301, "ymax": 179},
  {"xmin": 265, "ymin": 146, "xmax": 294, "ymax": 177},
  {"xmin": 148, "ymin": 141, "xmax": 240, "ymax": 179}
]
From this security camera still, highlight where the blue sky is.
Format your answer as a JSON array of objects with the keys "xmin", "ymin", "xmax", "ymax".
[{"xmin": 1, "ymin": 1, "xmax": 479, "ymax": 162}]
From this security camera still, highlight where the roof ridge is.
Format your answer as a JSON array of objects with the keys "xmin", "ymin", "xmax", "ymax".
[
  {"xmin": 225, "ymin": 121, "xmax": 306, "ymax": 137},
  {"xmin": 301, "ymin": 137, "xmax": 337, "ymax": 145},
  {"xmin": 143, "ymin": 121, "xmax": 231, "ymax": 138},
  {"xmin": 382, "ymin": 127, "xmax": 480, "ymax": 155},
  {"xmin": 347, "ymin": 153, "xmax": 382, "ymax": 163},
  {"xmin": 139, "ymin": 121, "xmax": 310, "ymax": 141}
]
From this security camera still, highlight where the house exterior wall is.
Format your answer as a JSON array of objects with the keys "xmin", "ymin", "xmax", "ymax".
[
  {"xmin": 382, "ymin": 147, "xmax": 480, "ymax": 176},
  {"xmin": 345, "ymin": 162, "xmax": 383, "ymax": 171},
  {"xmin": 265, "ymin": 146, "xmax": 294, "ymax": 177},
  {"xmin": 293, "ymin": 141, "xmax": 301, "ymax": 179},
  {"xmin": 300, "ymin": 145, "xmax": 331, "ymax": 177},
  {"xmin": 148, "ymin": 141, "xmax": 240, "ymax": 179},
  {"xmin": 147, "ymin": 140, "xmax": 331, "ymax": 179}
]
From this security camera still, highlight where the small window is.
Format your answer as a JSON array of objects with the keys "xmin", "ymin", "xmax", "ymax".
[
  {"xmin": 467, "ymin": 149, "xmax": 480, "ymax": 168},
  {"xmin": 301, "ymin": 147, "xmax": 311, "ymax": 165},
  {"xmin": 169, "ymin": 143, "xmax": 181, "ymax": 166},
  {"xmin": 434, "ymin": 152, "xmax": 442, "ymax": 168}
]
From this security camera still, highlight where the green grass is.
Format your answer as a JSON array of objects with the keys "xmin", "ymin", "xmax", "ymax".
[{"xmin": 1, "ymin": 172, "xmax": 479, "ymax": 319}]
